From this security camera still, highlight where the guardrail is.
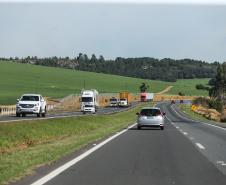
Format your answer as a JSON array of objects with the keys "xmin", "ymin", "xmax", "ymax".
[{"xmin": 0, "ymin": 107, "xmax": 16, "ymax": 116}]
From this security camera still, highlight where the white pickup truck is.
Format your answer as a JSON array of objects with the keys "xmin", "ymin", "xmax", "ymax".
[{"xmin": 16, "ymin": 94, "xmax": 46, "ymax": 117}]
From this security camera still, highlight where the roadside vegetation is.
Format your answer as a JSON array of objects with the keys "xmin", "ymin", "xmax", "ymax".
[
  {"xmin": 0, "ymin": 103, "xmax": 154, "ymax": 185},
  {"xmin": 0, "ymin": 60, "xmax": 211, "ymax": 105},
  {"xmin": 179, "ymin": 104, "xmax": 222, "ymax": 123}
]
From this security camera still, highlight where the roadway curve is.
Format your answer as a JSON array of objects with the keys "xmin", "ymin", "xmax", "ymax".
[{"xmin": 11, "ymin": 102, "xmax": 226, "ymax": 185}]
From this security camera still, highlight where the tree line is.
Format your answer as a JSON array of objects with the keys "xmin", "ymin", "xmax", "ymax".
[{"xmin": 0, "ymin": 53, "xmax": 220, "ymax": 82}]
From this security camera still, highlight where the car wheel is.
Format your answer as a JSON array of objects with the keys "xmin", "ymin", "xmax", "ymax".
[
  {"xmin": 137, "ymin": 126, "xmax": 141, "ymax": 130},
  {"xmin": 16, "ymin": 113, "xmax": 20, "ymax": 117},
  {"xmin": 37, "ymin": 109, "xmax": 41, "ymax": 117},
  {"xmin": 161, "ymin": 126, "xmax": 164, "ymax": 130},
  {"xmin": 42, "ymin": 107, "xmax": 46, "ymax": 117},
  {"xmin": 22, "ymin": 113, "xmax": 26, "ymax": 117}
]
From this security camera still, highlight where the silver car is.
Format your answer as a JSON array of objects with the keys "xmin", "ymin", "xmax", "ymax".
[{"xmin": 136, "ymin": 107, "xmax": 165, "ymax": 130}]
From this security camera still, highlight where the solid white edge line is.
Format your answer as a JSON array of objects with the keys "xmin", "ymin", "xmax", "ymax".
[
  {"xmin": 171, "ymin": 105, "xmax": 226, "ymax": 131},
  {"xmin": 31, "ymin": 122, "xmax": 137, "ymax": 185}
]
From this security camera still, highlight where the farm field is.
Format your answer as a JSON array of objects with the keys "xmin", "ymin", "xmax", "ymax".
[{"xmin": 0, "ymin": 60, "xmax": 211, "ymax": 105}]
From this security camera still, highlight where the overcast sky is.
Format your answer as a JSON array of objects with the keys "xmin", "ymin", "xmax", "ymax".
[{"xmin": 0, "ymin": 0, "xmax": 226, "ymax": 63}]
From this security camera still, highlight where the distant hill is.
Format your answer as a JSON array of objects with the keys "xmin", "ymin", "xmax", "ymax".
[
  {"xmin": 1, "ymin": 54, "xmax": 219, "ymax": 82},
  {"xmin": 0, "ymin": 60, "xmax": 210, "ymax": 105}
]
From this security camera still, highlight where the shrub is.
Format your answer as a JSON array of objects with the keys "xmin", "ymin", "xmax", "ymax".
[
  {"xmin": 196, "ymin": 84, "xmax": 205, "ymax": 90},
  {"xmin": 220, "ymin": 115, "xmax": 226, "ymax": 122},
  {"xmin": 209, "ymin": 100, "xmax": 223, "ymax": 113},
  {"xmin": 178, "ymin": 92, "xmax": 185, "ymax": 96},
  {"xmin": 193, "ymin": 97, "xmax": 209, "ymax": 107}
]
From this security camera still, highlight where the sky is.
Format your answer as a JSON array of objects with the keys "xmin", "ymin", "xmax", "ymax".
[{"xmin": 0, "ymin": 0, "xmax": 226, "ymax": 63}]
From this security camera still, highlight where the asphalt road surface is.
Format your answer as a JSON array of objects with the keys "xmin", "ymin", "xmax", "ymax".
[
  {"xmin": 10, "ymin": 102, "xmax": 226, "ymax": 185},
  {"xmin": 0, "ymin": 101, "xmax": 147, "ymax": 123}
]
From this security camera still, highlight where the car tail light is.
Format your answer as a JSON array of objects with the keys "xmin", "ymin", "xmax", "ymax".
[
  {"xmin": 138, "ymin": 114, "xmax": 145, "ymax": 117},
  {"xmin": 156, "ymin": 114, "xmax": 163, "ymax": 117}
]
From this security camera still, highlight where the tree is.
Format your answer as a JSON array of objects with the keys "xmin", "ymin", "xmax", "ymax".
[
  {"xmin": 139, "ymin": 82, "xmax": 149, "ymax": 93},
  {"xmin": 214, "ymin": 63, "xmax": 226, "ymax": 98}
]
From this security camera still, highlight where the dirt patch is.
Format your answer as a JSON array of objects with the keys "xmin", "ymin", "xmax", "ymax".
[{"xmin": 156, "ymin": 86, "xmax": 174, "ymax": 94}]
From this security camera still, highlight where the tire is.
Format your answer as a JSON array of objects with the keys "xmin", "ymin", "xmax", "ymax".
[
  {"xmin": 16, "ymin": 113, "xmax": 20, "ymax": 117},
  {"xmin": 161, "ymin": 126, "xmax": 164, "ymax": 130},
  {"xmin": 37, "ymin": 108, "xmax": 41, "ymax": 117},
  {"xmin": 137, "ymin": 126, "xmax": 141, "ymax": 130},
  {"xmin": 22, "ymin": 113, "xmax": 26, "ymax": 117},
  {"xmin": 42, "ymin": 107, "xmax": 46, "ymax": 117}
]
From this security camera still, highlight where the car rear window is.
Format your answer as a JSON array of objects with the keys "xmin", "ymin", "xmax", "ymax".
[{"xmin": 140, "ymin": 109, "xmax": 161, "ymax": 116}]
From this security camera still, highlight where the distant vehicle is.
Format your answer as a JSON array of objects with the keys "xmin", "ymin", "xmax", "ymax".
[
  {"xmin": 171, "ymin": 100, "xmax": 175, "ymax": 104},
  {"xmin": 109, "ymin": 97, "xmax": 119, "ymax": 107},
  {"xmin": 136, "ymin": 107, "xmax": 165, "ymax": 130},
  {"xmin": 16, "ymin": 94, "xmax": 46, "ymax": 117},
  {"xmin": 141, "ymin": 93, "xmax": 154, "ymax": 102},
  {"xmin": 118, "ymin": 93, "xmax": 131, "ymax": 107},
  {"xmin": 180, "ymin": 100, "xmax": 184, "ymax": 103},
  {"xmin": 81, "ymin": 89, "xmax": 99, "ymax": 114}
]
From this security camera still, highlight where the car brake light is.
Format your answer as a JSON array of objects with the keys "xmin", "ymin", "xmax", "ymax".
[
  {"xmin": 156, "ymin": 114, "xmax": 163, "ymax": 117},
  {"xmin": 138, "ymin": 114, "xmax": 145, "ymax": 117}
]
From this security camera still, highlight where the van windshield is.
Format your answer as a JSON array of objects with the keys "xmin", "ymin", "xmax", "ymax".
[{"xmin": 82, "ymin": 97, "xmax": 93, "ymax": 102}]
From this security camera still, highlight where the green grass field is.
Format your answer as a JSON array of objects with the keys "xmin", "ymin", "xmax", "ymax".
[{"xmin": 0, "ymin": 60, "xmax": 211, "ymax": 105}]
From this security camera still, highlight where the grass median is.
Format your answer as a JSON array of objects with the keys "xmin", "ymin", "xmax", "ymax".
[{"xmin": 0, "ymin": 103, "xmax": 154, "ymax": 185}]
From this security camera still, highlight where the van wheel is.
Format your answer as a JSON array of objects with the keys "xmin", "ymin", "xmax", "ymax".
[
  {"xmin": 22, "ymin": 113, "xmax": 26, "ymax": 117},
  {"xmin": 16, "ymin": 113, "xmax": 20, "ymax": 117},
  {"xmin": 161, "ymin": 126, "xmax": 164, "ymax": 130}
]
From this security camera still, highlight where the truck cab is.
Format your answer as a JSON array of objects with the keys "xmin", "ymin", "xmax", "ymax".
[
  {"xmin": 109, "ymin": 97, "xmax": 119, "ymax": 107},
  {"xmin": 81, "ymin": 89, "xmax": 99, "ymax": 114}
]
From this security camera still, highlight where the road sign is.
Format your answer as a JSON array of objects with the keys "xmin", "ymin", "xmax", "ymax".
[{"xmin": 191, "ymin": 105, "xmax": 196, "ymax": 111}]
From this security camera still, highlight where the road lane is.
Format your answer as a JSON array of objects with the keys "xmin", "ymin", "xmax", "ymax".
[
  {"xmin": 0, "ymin": 101, "xmax": 148, "ymax": 122},
  {"xmin": 11, "ymin": 102, "xmax": 226, "ymax": 185},
  {"xmin": 163, "ymin": 103, "xmax": 226, "ymax": 177}
]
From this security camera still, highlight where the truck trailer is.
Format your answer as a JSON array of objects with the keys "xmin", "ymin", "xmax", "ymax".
[
  {"xmin": 81, "ymin": 89, "xmax": 99, "ymax": 114},
  {"xmin": 118, "ymin": 93, "xmax": 131, "ymax": 107},
  {"xmin": 141, "ymin": 93, "xmax": 154, "ymax": 102}
]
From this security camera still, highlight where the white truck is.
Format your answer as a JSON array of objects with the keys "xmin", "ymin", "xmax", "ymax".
[
  {"xmin": 109, "ymin": 97, "xmax": 119, "ymax": 107},
  {"xmin": 16, "ymin": 94, "xmax": 46, "ymax": 117},
  {"xmin": 81, "ymin": 89, "xmax": 99, "ymax": 114}
]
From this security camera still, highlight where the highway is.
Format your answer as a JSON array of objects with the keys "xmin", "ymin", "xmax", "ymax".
[
  {"xmin": 10, "ymin": 102, "xmax": 226, "ymax": 185},
  {"xmin": 0, "ymin": 101, "xmax": 147, "ymax": 123}
]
